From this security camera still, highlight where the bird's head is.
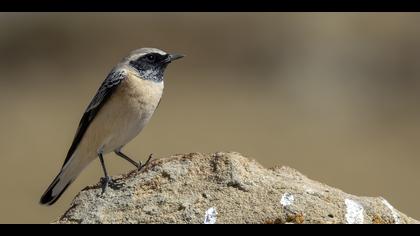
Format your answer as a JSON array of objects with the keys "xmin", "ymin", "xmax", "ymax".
[{"xmin": 123, "ymin": 48, "xmax": 184, "ymax": 82}]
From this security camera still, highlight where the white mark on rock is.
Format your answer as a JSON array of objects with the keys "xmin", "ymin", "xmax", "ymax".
[
  {"xmin": 345, "ymin": 199, "xmax": 364, "ymax": 224},
  {"xmin": 280, "ymin": 192, "xmax": 295, "ymax": 206},
  {"xmin": 204, "ymin": 207, "xmax": 217, "ymax": 224},
  {"xmin": 382, "ymin": 198, "xmax": 401, "ymax": 224}
]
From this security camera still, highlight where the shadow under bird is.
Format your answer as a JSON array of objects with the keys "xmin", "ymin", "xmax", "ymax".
[{"xmin": 40, "ymin": 48, "xmax": 184, "ymax": 205}]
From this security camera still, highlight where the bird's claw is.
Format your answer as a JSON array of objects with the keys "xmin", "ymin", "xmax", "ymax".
[
  {"xmin": 137, "ymin": 161, "xmax": 143, "ymax": 170},
  {"xmin": 100, "ymin": 176, "xmax": 112, "ymax": 194},
  {"xmin": 137, "ymin": 153, "xmax": 153, "ymax": 172}
]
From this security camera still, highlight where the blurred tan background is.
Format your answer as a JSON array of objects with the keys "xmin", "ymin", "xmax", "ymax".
[{"xmin": 1, "ymin": 13, "xmax": 420, "ymax": 223}]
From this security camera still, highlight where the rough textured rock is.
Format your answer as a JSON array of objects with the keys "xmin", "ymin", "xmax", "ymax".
[{"xmin": 55, "ymin": 152, "xmax": 418, "ymax": 224}]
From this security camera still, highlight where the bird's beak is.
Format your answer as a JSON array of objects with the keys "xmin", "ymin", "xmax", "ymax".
[{"xmin": 168, "ymin": 53, "xmax": 185, "ymax": 62}]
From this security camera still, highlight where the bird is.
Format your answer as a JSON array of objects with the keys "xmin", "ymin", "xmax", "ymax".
[{"xmin": 40, "ymin": 47, "xmax": 184, "ymax": 205}]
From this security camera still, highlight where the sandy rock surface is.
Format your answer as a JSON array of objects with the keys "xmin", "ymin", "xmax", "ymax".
[{"xmin": 55, "ymin": 152, "xmax": 418, "ymax": 224}]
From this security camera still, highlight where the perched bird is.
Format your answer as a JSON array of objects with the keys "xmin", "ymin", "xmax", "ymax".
[{"xmin": 40, "ymin": 48, "xmax": 184, "ymax": 205}]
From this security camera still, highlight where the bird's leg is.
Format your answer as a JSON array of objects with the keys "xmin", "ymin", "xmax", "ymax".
[
  {"xmin": 114, "ymin": 150, "xmax": 141, "ymax": 170},
  {"xmin": 114, "ymin": 149, "xmax": 153, "ymax": 171},
  {"xmin": 98, "ymin": 152, "xmax": 111, "ymax": 194},
  {"xmin": 141, "ymin": 153, "xmax": 153, "ymax": 171}
]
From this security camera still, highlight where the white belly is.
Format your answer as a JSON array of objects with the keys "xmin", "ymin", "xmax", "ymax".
[{"xmin": 103, "ymin": 103, "xmax": 152, "ymax": 153}]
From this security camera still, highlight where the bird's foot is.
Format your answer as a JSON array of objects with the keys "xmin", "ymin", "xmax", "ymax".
[
  {"xmin": 101, "ymin": 176, "xmax": 124, "ymax": 194},
  {"xmin": 137, "ymin": 153, "xmax": 153, "ymax": 171},
  {"xmin": 100, "ymin": 176, "xmax": 124, "ymax": 194},
  {"xmin": 100, "ymin": 176, "xmax": 112, "ymax": 194}
]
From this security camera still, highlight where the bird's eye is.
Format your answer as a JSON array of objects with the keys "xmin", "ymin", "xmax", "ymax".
[{"xmin": 146, "ymin": 54, "xmax": 156, "ymax": 62}]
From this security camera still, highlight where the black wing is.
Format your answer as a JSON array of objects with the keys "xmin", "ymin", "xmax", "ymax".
[{"xmin": 61, "ymin": 69, "xmax": 127, "ymax": 168}]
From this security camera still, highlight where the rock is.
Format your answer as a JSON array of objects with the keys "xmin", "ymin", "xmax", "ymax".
[{"xmin": 55, "ymin": 152, "xmax": 418, "ymax": 224}]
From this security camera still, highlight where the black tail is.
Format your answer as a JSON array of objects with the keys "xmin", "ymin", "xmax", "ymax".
[{"xmin": 39, "ymin": 171, "xmax": 73, "ymax": 206}]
